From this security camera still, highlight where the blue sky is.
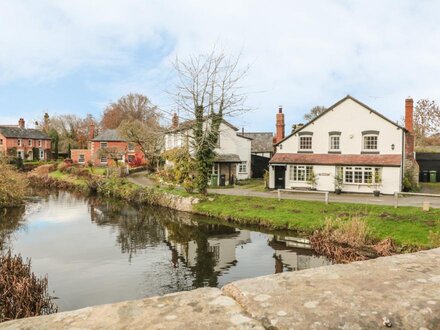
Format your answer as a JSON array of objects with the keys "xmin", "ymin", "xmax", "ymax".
[{"xmin": 1, "ymin": 0, "xmax": 440, "ymax": 132}]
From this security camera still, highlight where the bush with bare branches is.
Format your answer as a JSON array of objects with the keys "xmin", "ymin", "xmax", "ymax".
[{"xmin": 0, "ymin": 251, "xmax": 57, "ymax": 323}]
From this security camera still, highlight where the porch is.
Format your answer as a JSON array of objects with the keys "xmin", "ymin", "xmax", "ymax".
[{"xmin": 210, "ymin": 154, "xmax": 242, "ymax": 186}]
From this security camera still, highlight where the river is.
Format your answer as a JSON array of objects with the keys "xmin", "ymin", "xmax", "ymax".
[{"xmin": 0, "ymin": 190, "xmax": 330, "ymax": 312}]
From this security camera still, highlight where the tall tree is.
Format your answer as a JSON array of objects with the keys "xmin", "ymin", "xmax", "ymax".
[
  {"xmin": 303, "ymin": 106, "xmax": 326, "ymax": 122},
  {"xmin": 414, "ymin": 99, "xmax": 440, "ymax": 146},
  {"xmin": 173, "ymin": 50, "xmax": 248, "ymax": 194},
  {"xmin": 101, "ymin": 93, "xmax": 158, "ymax": 129}
]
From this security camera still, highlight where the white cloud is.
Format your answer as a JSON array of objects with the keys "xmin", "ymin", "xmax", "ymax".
[{"xmin": 1, "ymin": 0, "xmax": 440, "ymax": 130}]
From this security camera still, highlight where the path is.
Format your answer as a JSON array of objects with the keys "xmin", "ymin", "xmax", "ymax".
[{"xmin": 126, "ymin": 171, "xmax": 440, "ymax": 208}]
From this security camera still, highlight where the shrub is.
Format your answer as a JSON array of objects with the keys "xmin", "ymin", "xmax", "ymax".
[
  {"xmin": 0, "ymin": 163, "xmax": 28, "ymax": 208},
  {"xmin": 0, "ymin": 251, "xmax": 58, "ymax": 323},
  {"xmin": 57, "ymin": 161, "xmax": 70, "ymax": 173}
]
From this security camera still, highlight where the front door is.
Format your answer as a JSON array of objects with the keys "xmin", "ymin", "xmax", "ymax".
[{"xmin": 274, "ymin": 166, "xmax": 286, "ymax": 189}]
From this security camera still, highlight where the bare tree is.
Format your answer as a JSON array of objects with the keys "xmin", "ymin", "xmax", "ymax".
[
  {"xmin": 303, "ymin": 106, "xmax": 326, "ymax": 122},
  {"xmin": 173, "ymin": 50, "xmax": 249, "ymax": 194},
  {"xmin": 101, "ymin": 93, "xmax": 158, "ymax": 129},
  {"xmin": 118, "ymin": 119, "xmax": 164, "ymax": 168},
  {"xmin": 414, "ymin": 99, "xmax": 440, "ymax": 146}
]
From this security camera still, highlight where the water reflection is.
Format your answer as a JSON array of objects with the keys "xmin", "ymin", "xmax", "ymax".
[{"xmin": 1, "ymin": 191, "xmax": 330, "ymax": 311}]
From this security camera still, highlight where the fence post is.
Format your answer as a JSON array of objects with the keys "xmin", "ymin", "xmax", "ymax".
[
  {"xmin": 324, "ymin": 192, "xmax": 329, "ymax": 205},
  {"xmin": 278, "ymin": 189, "xmax": 281, "ymax": 201},
  {"xmin": 394, "ymin": 192, "xmax": 398, "ymax": 208}
]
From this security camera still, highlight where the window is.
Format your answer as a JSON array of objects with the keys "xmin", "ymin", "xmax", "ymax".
[
  {"xmin": 78, "ymin": 154, "xmax": 85, "ymax": 163},
  {"xmin": 17, "ymin": 139, "xmax": 22, "ymax": 146},
  {"xmin": 100, "ymin": 142, "xmax": 108, "ymax": 149},
  {"xmin": 128, "ymin": 143, "xmax": 135, "ymax": 152},
  {"xmin": 299, "ymin": 136, "xmax": 312, "ymax": 150},
  {"xmin": 238, "ymin": 162, "xmax": 247, "ymax": 174},
  {"xmin": 329, "ymin": 135, "xmax": 340, "ymax": 150},
  {"xmin": 289, "ymin": 165, "xmax": 313, "ymax": 181},
  {"xmin": 28, "ymin": 139, "xmax": 32, "ymax": 146},
  {"xmin": 0, "ymin": 139, "xmax": 3, "ymax": 145},
  {"xmin": 40, "ymin": 149, "xmax": 44, "ymax": 159},
  {"xmin": 38, "ymin": 140, "xmax": 42, "ymax": 147},
  {"xmin": 128, "ymin": 155, "xmax": 135, "ymax": 162},
  {"xmin": 343, "ymin": 166, "xmax": 379, "ymax": 184},
  {"xmin": 363, "ymin": 135, "xmax": 378, "ymax": 150},
  {"xmin": 100, "ymin": 156, "xmax": 108, "ymax": 163}
]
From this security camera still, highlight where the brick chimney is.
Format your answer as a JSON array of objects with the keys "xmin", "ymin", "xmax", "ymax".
[
  {"xmin": 89, "ymin": 123, "xmax": 95, "ymax": 140},
  {"xmin": 275, "ymin": 106, "xmax": 285, "ymax": 143},
  {"xmin": 18, "ymin": 118, "xmax": 25, "ymax": 128},
  {"xmin": 171, "ymin": 113, "xmax": 179, "ymax": 129},
  {"xmin": 404, "ymin": 97, "xmax": 415, "ymax": 160}
]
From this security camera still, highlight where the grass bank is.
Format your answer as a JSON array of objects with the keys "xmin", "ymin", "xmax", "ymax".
[
  {"xmin": 35, "ymin": 168, "xmax": 440, "ymax": 250},
  {"xmin": 194, "ymin": 194, "xmax": 440, "ymax": 249}
]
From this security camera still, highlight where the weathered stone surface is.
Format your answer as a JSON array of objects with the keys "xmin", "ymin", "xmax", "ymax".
[
  {"xmin": 223, "ymin": 248, "xmax": 440, "ymax": 329},
  {"xmin": 0, "ymin": 288, "xmax": 263, "ymax": 330}
]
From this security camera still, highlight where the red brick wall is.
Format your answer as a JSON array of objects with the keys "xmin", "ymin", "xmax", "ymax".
[
  {"xmin": 72, "ymin": 141, "xmax": 145, "ymax": 166},
  {"xmin": 0, "ymin": 134, "xmax": 51, "ymax": 160}
]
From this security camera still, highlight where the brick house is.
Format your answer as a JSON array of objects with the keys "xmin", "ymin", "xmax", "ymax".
[
  {"xmin": 71, "ymin": 124, "xmax": 145, "ymax": 166},
  {"xmin": 0, "ymin": 118, "xmax": 51, "ymax": 160}
]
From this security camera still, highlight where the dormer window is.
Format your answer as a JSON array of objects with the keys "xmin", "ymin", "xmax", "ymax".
[
  {"xmin": 328, "ymin": 131, "xmax": 341, "ymax": 152},
  {"xmin": 362, "ymin": 131, "xmax": 379, "ymax": 152},
  {"xmin": 298, "ymin": 132, "xmax": 313, "ymax": 151}
]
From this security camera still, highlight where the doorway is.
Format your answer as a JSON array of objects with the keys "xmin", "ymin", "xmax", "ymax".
[{"xmin": 274, "ymin": 166, "xmax": 286, "ymax": 189}]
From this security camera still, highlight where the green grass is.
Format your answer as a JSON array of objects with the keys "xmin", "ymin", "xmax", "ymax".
[
  {"xmin": 48, "ymin": 170, "xmax": 88, "ymax": 186},
  {"xmin": 194, "ymin": 194, "xmax": 440, "ymax": 248},
  {"xmin": 236, "ymin": 178, "xmax": 267, "ymax": 191}
]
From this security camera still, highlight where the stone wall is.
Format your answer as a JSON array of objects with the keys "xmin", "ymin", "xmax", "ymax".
[{"xmin": 2, "ymin": 248, "xmax": 440, "ymax": 329}]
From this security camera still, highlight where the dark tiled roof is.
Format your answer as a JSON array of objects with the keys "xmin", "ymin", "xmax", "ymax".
[
  {"xmin": 270, "ymin": 153, "xmax": 402, "ymax": 167},
  {"xmin": 0, "ymin": 126, "xmax": 50, "ymax": 139},
  {"xmin": 92, "ymin": 129, "xmax": 125, "ymax": 142},
  {"xmin": 214, "ymin": 153, "xmax": 242, "ymax": 163},
  {"xmin": 240, "ymin": 132, "xmax": 274, "ymax": 153}
]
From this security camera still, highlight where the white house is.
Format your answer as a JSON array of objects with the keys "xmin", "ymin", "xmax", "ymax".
[
  {"xmin": 268, "ymin": 96, "xmax": 416, "ymax": 195},
  {"xmin": 164, "ymin": 114, "xmax": 252, "ymax": 185}
]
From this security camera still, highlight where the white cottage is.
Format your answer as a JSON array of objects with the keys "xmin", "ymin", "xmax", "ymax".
[
  {"xmin": 164, "ymin": 115, "xmax": 252, "ymax": 186},
  {"xmin": 269, "ymin": 96, "xmax": 416, "ymax": 195}
]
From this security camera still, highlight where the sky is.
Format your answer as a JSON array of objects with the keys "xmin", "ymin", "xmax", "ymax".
[{"xmin": 1, "ymin": 0, "xmax": 440, "ymax": 132}]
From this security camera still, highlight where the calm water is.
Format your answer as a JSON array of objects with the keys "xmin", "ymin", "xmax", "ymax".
[{"xmin": 1, "ymin": 191, "xmax": 330, "ymax": 311}]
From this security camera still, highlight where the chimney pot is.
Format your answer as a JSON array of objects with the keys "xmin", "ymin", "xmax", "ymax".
[
  {"xmin": 275, "ymin": 106, "xmax": 285, "ymax": 143},
  {"xmin": 172, "ymin": 113, "xmax": 179, "ymax": 129},
  {"xmin": 89, "ymin": 123, "xmax": 95, "ymax": 140}
]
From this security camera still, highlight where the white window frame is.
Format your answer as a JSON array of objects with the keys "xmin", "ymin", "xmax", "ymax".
[
  {"xmin": 78, "ymin": 154, "xmax": 85, "ymax": 163},
  {"xmin": 363, "ymin": 134, "xmax": 378, "ymax": 151},
  {"xmin": 17, "ymin": 139, "xmax": 22, "ymax": 147},
  {"xmin": 100, "ymin": 142, "xmax": 108, "ymax": 149},
  {"xmin": 299, "ymin": 136, "xmax": 312, "ymax": 150},
  {"xmin": 343, "ymin": 166, "xmax": 380, "ymax": 185},
  {"xmin": 0, "ymin": 139, "xmax": 3, "ymax": 145},
  {"xmin": 238, "ymin": 162, "xmax": 247, "ymax": 174},
  {"xmin": 289, "ymin": 165, "xmax": 313, "ymax": 182},
  {"xmin": 39, "ymin": 149, "xmax": 44, "ymax": 159},
  {"xmin": 38, "ymin": 140, "xmax": 42, "ymax": 147},
  {"xmin": 329, "ymin": 135, "xmax": 340, "ymax": 151},
  {"xmin": 28, "ymin": 139, "xmax": 32, "ymax": 146},
  {"xmin": 128, "ymin": 143, "xmax": 135, "ymax": 152},
  {"xmin": 100, "ymin": 156, "xmax": 108, "ymax": 164}
]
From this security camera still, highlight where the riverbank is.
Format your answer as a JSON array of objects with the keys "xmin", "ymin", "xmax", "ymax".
[
  {"xmin": 28, "ymin": 169, "xmax": 440, "ymax": 251},
  {"xmin": 3, "ymin": 247, "xmax": 440, "ymax": 329}
]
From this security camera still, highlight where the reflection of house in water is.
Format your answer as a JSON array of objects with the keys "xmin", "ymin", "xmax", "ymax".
[
  {"xmin": 269, "ymin": 235, "xmax": 331, "ymax": 272},
  {"xmin": 165, "ymin": 227, "xmax": 251, "ymax": 273}
]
